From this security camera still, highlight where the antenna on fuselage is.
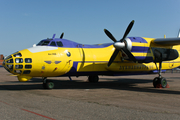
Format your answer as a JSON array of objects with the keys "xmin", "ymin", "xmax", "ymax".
[
  {"xmin": 60, "ymin": 32, "xmax": 64, "ymax": 39},
  {"xmin": 177, "ymin": 29, "xmax": 180, "ymax": 38},
  {"xmin": 52, "ymin": 34, "xmax": 56, "ymax": 39}
]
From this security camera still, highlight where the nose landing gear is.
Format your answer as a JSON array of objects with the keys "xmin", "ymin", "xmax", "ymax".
[
  {"xmin": 42, "ymin": 77, "xmax": 55, "ymax": 89},
  {"xmin": 88, "ymin": 75, "xmax": 99, "ymax": 83}
]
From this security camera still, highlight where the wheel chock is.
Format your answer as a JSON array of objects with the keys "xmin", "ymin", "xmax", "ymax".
[{"xmin": 156, "ymin": 84, "xmax": 169, "ymax": 88}]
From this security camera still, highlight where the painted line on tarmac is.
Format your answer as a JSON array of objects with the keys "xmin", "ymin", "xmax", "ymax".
[{"xmin": 0, "ymin": 100, "xmax": 56, "ymax": 120}]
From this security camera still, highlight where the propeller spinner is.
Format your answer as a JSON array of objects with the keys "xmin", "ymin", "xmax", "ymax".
[{"xmin": 104, "ymin": 20, "xmax": 136, "ymax": 67}]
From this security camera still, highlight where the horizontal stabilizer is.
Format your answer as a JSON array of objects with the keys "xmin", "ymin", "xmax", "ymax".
[{"xmin": 152, "ymin": 38, "xmax": 180, "ymax": 46}]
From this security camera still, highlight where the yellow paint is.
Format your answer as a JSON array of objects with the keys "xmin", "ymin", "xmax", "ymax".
[
  {"xmin": 17, "ymin": 75, "xmax": 32, "ymax": 82},
  {"xmin": 3, "ymin": 37, "xmax": 180, "ymax": 82}
]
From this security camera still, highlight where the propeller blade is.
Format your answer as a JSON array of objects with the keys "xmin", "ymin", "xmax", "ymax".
[
  {"xmin": 121, "ymin": 20, "xmax": 134, "ymax": 42},
  {"xmin": 122, "ymin": 48, "xmax": 136, "ymax": 63},
  {"xmin": 108, "ymin": 49, "xmax": 119, "ymax": 67},
  {"xmin": 60, "ymin": 32, "xmax": 64, "ymax": 39},
  {"xmin": 105, "ymin": 20, "xmax": 136, "ymax": 66},
  {"xmin": 104, "ymin": 29, "xmax": 117, "ymax": 42}
]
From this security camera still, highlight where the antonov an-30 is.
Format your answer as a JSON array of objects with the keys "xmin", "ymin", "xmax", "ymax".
[{"xmin": 3, "ymin": 20, "xmax": 180, "ymax": 89}]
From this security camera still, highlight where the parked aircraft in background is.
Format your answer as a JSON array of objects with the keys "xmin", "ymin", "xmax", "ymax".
[{"xmin": 3, "ymin": 20, "xmax": 180, "ymax": 89}]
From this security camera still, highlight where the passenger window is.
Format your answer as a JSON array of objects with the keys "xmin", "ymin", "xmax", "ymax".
[
  {"xmin": 57, "ymin": 41, "xmax": 63, "ymax": 47},
  {"xmin": 25, "ymin": 65, "xmax": 32, "ymax": 69},
  {"xmin": 23, "ymin": 70, "xmax": 31, "ymax": 74},
  {"xmin": 25, "ymin": 58, "xmax": 32, "ymax": 63},
  {"xmin": 50, "ymin": 41, "xmax": 56, "ymax": 46},
  {"xmin": 15, "ymin": 58, "xmax": 23, "ymax": 63}
]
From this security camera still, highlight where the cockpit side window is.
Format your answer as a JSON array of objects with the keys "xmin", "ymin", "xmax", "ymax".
[
  {"xmin": 50, "ymin": 41, "xmax": 56, "ymax": 46},
  {"xmin": 57, "ymin": 41, "xmax": 63, "ymax": 47},
  {"xmin": 37, "ymin": 41, "xmax": 50, "ymax": 46}
]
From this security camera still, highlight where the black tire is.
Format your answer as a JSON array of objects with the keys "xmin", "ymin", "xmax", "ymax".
[
  {"xmin": 153, "ymin": 77, "xmax": 159, "ymax": 88},
  {"xmin": 160, "ymin": 77, "xmax": 167, "ymax": 88},
  {"xmin": 88, "ymin": 75, "xmax": 99, "ymax": 83},
  {"xmin": 43, "ymin": 80, "xmax": 54, "ymax": 89}
]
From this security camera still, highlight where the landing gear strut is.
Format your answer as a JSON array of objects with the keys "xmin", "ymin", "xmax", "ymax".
[
  {"xmin": 88, "ymin": 75, "xmax": 99, "ymax": 83},
  {"xmin": 153, "ymin": 61, "xmax": 167, "ymax": 88},
  {"xmin": 42, "ymin": 77, "xmax": 55, "ymax": 89}
]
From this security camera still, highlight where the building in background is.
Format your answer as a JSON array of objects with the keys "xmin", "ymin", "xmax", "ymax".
[{"xmin": 0, "ymin": 54, "xmax": 4, "ymax": 67}]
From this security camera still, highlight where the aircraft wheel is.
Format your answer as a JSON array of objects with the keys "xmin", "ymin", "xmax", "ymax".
[
  {"xmin": 43, "ymin": 80, "xmax": 54, "ymax": 89},
  {"xmin": 160, "ymin": 77, "xmax": 167, "ymax": 88},
  {"xmin": 153, "ymin": 77, "xmax": 159, "ymax": 88},
  {"xmin": 88, "ymin": 75, "xmax": 99, "ymax": 83}
]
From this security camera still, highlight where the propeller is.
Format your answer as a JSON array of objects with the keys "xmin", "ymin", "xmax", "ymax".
[
  {"xmin": 60, "ymin": 32, "xmax": 64, "ymax": 39},
  {"xmin": 104, "ymin": 20, "xmax": 136, "ymax": 67}
]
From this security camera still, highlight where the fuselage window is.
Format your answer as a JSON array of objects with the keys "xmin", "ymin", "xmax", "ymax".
[
  {"xmin": 25, "ymin": 58, "xmax": 32, "ymax": 63},
  {"xmin": 6, "ymin": 59, "xmax": 13, "ymax": 63},
  {"xmin": 13, "ymin": 53, "xmax": 22, "ymax": 57},
  {"xmin": 15, "ymin": 65, "xmax": 23, "ymax": 69},
  {"xmin": 50, "ymin": 41, "xmax": 56, "ymax": 46},
  {"xmin": 25, "ymin": 65, "xmax": 32, "ymax": 69},
  {"xmin": 15, "ymin": 58, "xmax": 23, "ymax": 63},
  {"xmin": 23, "ymin": 70, "xmax": 31, "ymax": 74},
  {"xmin": 57, "ymin": 41, "xmax": 63, "ymax": 47},
  {"xmin": 5, "ymin": 55, "xmax": 12, "ymax": 60},
  {"xmin": 6, "ymin": 65, "xmax": 13, "ymax": 71},
  {"xmin": 14, "ymin": 70, "xmax": 22, "ymax": 74}
]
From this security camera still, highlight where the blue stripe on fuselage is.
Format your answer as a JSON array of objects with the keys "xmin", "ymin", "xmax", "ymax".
[
  {"xmin": 39, "ymin": 37, "xmax": 148, "ymax": 48},
  {"xmin": 129, "ymin": 37, "xmax": 147, "ymax": 43},
  {"xmin": 131, "ymin": 46, "xmax": 150, "ymax": 53}
]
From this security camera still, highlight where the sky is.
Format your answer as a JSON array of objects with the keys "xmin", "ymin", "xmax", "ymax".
[{"xmin": 1, "ymin": 0, "xmax": 180, "ymax": 56}]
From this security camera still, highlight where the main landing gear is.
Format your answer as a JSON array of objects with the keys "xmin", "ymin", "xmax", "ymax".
[
  {"xmin": 153, "ymin": 61, "xmax": 168, "ymax": 88},
  {"xmin": 42, "ymin": 77, "xmax": 55, "ymax": 89},
  {"xmin": 88, "ymin": 75, "xmax": 99, "ymax": 83}
]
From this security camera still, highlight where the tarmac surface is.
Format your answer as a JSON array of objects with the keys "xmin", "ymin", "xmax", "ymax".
[{"xmin": 0, "ymin": 67, "xmax": 180, "ymax": 120}]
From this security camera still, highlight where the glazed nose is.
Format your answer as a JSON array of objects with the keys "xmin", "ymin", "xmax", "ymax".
[{"xmin": 3, "ymin": 55, "xmax": 14, "ymax": 73}]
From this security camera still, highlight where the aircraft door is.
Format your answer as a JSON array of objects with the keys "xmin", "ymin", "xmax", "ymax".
[{"xmin": 77, "ymin": 44, "xmax": 94, "ymax": 72}]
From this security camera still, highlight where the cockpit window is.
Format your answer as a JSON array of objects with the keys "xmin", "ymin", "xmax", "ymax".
[
  {"xmin": 57, "ymin": 41, "xmax": 63, "ymax": 47},
  {"xmin": 37, "ymin": 40, "xmax": 50, "ymax": 46},
  {"xmin": 50, "ymin": 41, "xmax": 56, "ymax": 46}
]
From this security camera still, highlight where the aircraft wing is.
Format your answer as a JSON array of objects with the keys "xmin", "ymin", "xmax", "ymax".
[{"xmin": 152, "ymin": 38, "xmax": 180, "ymax": 46}]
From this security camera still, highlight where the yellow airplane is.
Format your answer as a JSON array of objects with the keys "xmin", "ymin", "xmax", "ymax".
[{"xmin": 3, "ymin": 20, "xmax": 180, "ymax": 89}]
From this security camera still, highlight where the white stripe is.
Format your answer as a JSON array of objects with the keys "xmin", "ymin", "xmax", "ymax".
[{"xmin": 27, "ymin": 46, "xmax": 58, "ymax": 53}]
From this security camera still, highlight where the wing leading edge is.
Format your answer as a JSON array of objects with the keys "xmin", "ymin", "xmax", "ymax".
[{"xmin": 152, "ymin": 38, "xmax": 180, "ymax": 46}]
